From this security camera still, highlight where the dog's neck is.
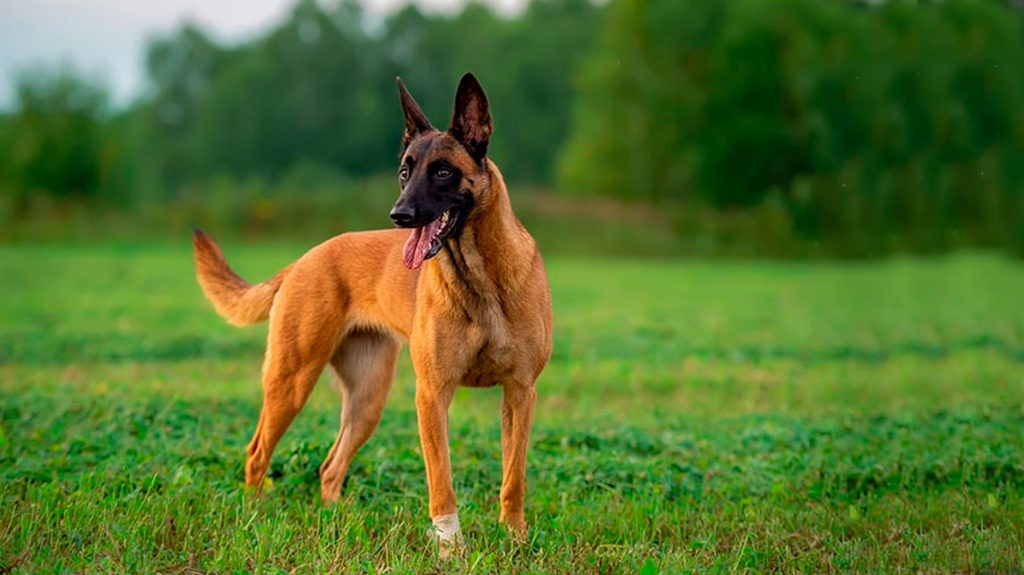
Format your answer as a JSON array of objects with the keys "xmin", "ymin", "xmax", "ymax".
[{"xmin": 427, "ymin": 160, "xmax": 537, "ymax": 307}]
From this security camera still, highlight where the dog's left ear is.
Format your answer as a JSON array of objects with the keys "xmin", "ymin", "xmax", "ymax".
[
  {"xmin": 397, "ymin": 77, "xmax": 434, "ymax": 150},
  {"xmin": 448, "ymin": 73, "xmax": 492, "ymax": 162}
]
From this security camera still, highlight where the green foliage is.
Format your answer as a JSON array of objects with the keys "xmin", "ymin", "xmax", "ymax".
[
  {"xmin": 1, "ymin": 245, "xmax": 1023, "ymax": 571},
  {"xmin": 1, "ymin": 67, "xmax": 110, "ymax": 208},
  {"xmin": 0, "ymin": 0, "xmax": 599, "ymax": 214},
  {"xmin": 132, "ymin": 0, "xmax": 599, "ymax": 191},
  {"xmin": 559, "ymin": 0, "xmax": 1024, "ymax": 255}
]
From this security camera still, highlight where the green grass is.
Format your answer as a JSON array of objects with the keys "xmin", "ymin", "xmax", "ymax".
[{"xmin": 1, "ymin": 243, "xmax": 1023, "ymax": 573}]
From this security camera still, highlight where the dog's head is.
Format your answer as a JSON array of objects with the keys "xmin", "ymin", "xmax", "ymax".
[{"xmin": 390, "ymin": 73, "xmax": 493, "ymax": 270}]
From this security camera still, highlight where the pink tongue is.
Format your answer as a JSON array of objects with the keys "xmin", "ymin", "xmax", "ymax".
[{"xmin": 402, "ymin": 218, "xmax": 442, "ymax": 269}]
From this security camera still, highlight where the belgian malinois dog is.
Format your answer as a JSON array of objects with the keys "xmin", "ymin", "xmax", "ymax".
[{"xmin": 192, "ymin": 73, "xmax": 552, "ymax": 552}]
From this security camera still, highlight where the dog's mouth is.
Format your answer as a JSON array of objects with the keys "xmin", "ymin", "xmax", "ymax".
[{"xmin": 402, "ymin": 208, "xmax": 463, "ymax": 269}]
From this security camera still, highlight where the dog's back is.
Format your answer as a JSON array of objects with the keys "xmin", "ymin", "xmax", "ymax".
[{"xmin": 193, "ymin": 228, "xmax": 418, "ymax": 335}]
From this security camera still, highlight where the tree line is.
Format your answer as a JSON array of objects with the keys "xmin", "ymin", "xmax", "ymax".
[
  {"xmin": 1, "ymin": 0, "xmax": 1022, "ymax": 255},
  {"xmin": 0, "ymin": 0, "xmax": 599, "ymax": 204}
]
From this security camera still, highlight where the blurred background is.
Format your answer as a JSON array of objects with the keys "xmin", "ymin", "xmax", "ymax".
[{"xmin": 1, "ymin": 0, "xmax": 1023, "ymax": 258}]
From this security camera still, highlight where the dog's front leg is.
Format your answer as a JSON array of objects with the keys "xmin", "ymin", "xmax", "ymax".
[
  {"xmin": 415, "ymin": 383, "xmax": 461, "ymax": 555},
  {"xmin": 500, "ymin": 382, "xmax": 536, "ymax": 538}
]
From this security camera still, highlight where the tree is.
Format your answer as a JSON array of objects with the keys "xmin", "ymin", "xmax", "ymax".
[{"xmin": 5, "ymin": 66, "xmax": 108, "ymax": 208}]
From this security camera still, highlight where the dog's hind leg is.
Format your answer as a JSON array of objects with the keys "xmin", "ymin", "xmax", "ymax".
[
  {"xmin": 245, "ymin": 302, "xmax": 342, "ymax": 492},
  {"xmin": 245, "ymin": 361, "xmax": 325, "ymax": 491},
  {"xmin": 319, "ymin": 330, "xmax": 400, "ymax": 503}
]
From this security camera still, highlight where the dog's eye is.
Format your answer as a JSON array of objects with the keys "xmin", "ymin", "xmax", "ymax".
[
  {"xmin": 399, "ymin": 167, "xmax": 409, "ymax": 182},
  {"xmin": 435, "ymin": 168, "xmax": 452, "ymax": 179}
]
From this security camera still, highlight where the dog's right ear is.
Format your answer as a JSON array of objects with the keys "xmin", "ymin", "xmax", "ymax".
[{"xmin": 397, "ymin": 77, "xmax": 434, "ymax": 150}]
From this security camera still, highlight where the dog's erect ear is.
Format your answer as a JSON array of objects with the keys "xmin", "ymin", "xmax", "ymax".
[
  {"xmin": 448, "ymin": 73, "xmax": 492, "ymax": 162},
  {"xmin": 397, "ymin": 77, "xmax": 433, "ymax": 150}
]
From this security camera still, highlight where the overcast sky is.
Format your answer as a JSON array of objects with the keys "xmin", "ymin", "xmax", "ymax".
[{"xmin": 0, "ymin": 0, "xmax": 527, "ymax": 108}]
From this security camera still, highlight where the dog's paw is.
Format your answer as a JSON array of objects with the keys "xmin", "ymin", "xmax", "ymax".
[
  {"xmin": 436, "ymin": 534, "xmax": 464, "ymax": 560},
  {"xmin": 243, "ymin": 476, "xmax": 272, "ymax": 496},
  {"xmin": 429, "ymin": 513, "xmax": 465, "ymax": 559},
  {"xmin": 500, "ymin": 511, "xmax": 527, "ymax": 541}
]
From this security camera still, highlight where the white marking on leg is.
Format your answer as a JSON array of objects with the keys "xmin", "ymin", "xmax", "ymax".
[{"xmin": 430, "ymin": 512, "xmax": 463, "ymax": 558}]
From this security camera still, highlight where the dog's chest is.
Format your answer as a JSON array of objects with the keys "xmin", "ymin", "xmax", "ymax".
[{"xmin": 457, "ymin": 306, "xmax": 521, "ymax": 388}]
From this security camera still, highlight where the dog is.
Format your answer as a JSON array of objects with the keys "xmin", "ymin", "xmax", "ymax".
[{"xmin": 192, "ymin": 73, "xmax": 553, "ymax": 552}]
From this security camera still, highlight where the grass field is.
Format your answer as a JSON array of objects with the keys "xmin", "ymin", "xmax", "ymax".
[{"xmin": 2, "ymin": 243, "xmax": 1023, "ymax": 573}]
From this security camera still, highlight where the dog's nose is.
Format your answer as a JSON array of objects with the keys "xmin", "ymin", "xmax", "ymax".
[{"xmin": 390, "ymin": 205, "xmax": 416, "ymax": 227}]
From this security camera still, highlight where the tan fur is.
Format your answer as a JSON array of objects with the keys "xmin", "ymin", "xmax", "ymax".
[
  {"xmin": 193, "ymin": 158, "xmax": 552, "ymax": 537},
  {"xmin": 192, "ymin": 229, "xmax": 294, "ymax": 326}
]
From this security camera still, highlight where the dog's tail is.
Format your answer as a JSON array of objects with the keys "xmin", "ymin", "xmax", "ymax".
[{"xmin": 192, "ymin": 229, "xmax": 293, "ymax": 326}]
